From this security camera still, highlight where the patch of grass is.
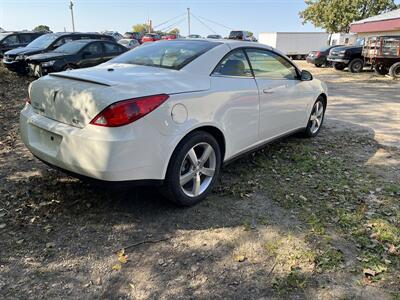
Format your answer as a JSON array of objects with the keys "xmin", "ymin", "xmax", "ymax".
[
  {"xmin": 315, "ymin": 248, "xmax": 344, "ymax": 272},
  {"xmin": 369, "ymin": 219, "xmax": 400, "ymax": 245},
  {"xmin": 219, "ymin": 132, "xmax": 400, "ymax": 292},
  {"xmin": 273, "ymin": 267, "xmax": 309, "ymax": 295}
]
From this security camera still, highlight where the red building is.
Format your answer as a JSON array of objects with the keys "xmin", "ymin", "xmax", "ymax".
[{"xmin": 350, "ymin": 9, "xmax": 400, "ymax": 38}]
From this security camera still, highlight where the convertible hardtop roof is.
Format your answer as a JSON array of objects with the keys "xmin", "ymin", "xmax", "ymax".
[{"xmin": 166, "ymin": 38, "xmax": 274, "ymax": 50}]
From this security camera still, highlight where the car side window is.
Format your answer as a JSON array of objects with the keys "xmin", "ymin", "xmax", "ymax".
[
  {"xmin": 3, "ymin": 35, "xmax": 19, "ymax": 45},
  {"xmin": 213, "ymin": 49, "xmax": 252, "ymax": 77},
  {"xmin": 246, "ymin": 49, "xmax": 298, "ymax": 80},
  {"xmin": 53, "ymin": 37, "xmax": 74, "ymax": 48},
  {"xmin": 84, "ymin": 43, "xmax": 102, "ymax": 55},
  {"xmin": 19, "ymin": 34, "xmax": 33, "ymax": 43},
  {"xmin": 104, "ymin": 42, "xmax": 121, "ymax": 54}
]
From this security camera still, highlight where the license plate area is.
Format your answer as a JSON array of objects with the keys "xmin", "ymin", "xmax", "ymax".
[{"xmin": 29, "ymin": 124, "xmax": 62, "ymax": 157}]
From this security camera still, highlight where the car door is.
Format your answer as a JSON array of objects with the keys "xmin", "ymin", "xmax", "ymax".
[
  {"xmin": 102, "ymin": 42, "xmax": 123, "ymax": 62},
  {"xmin": 78, "ymin": 42, "xmax": 103, "ymax": 68},
  {"xmin": 245, "ymin": 48, "xmax": 310, "ymax": 140},
  {"xmin": 19, "ymin": 34, "xmax": 34, "ymax": 47},
  {"xmin": 1, "ymin": 34, "xmax": 20, "ymax": 52},
  {"xmin": 210, "ymin": 49, "xmax": 260, "ymax": 154}
]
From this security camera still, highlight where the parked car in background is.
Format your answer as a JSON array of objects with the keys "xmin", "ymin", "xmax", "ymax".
[
  {"xmin": 26, "ymin": 39, "xmax": 127, "ymax": 77},
  {"xmin": 123, "ymin": 32, "xmax": 142, "ymax": 43},
  {"xmin": 228, "ymin": 31, "xmax": 253, "ymax": 41},
  {"xmin": 118, "ymin": 38, "xmax": 140, "ymax": 49},
  {"xmin": 188, "ymin": 34, "xmax": 203, "ymax": 39},
  {"xmin": 20, "ymin": 39, "xmax": 327, "ymax": 206},
  {"xmin": 327, "ymin": 38, "xmax": 365, "ymax": 73},
  {"xmin": 0, "ymin": 31, "xmax": 44, "ymax": 57},
  {"xmin": 363, "ymin": 35, "xmax": 400, "ymax": 77},
  {"xmin": 162, "ymin": 34, "xmax": 177, "ymax": 40},
  {"xmin": 2, "ymin": 32, "xmax": 115, "ymax": 75},
  {"xmin": 141, "ymin": 33, "xmax": 161, "ymax": 43},
  {"xmin": 207, "ymin": 34, "xmax": 222, "ymax": 39},
  {"xmin": 102, "ymin": 31, "xmax": 123, "ymax": 41},
  {"xmin": 307, "ymin": 45, "xmax": 343, "ymax": 67}
]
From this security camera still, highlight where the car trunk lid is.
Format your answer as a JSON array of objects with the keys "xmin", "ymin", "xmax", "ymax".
[{"xmin": 29, "ymin": 64, "xmax": 210, "ymax": 128}]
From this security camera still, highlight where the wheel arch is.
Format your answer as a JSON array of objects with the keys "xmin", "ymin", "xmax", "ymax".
[{"xmin": 162, "ymin": 125, "xmax": 227, "ymax": 179}]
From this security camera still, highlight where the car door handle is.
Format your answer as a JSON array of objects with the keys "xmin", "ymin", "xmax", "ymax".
[{"xmin": 263, "ymin": 88, "xmax": 274, "ymax": 94}]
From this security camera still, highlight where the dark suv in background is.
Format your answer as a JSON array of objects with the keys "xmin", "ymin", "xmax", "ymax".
[
  {"xmin": 327, "ymin": 38, "xmax": 365, "ymax": 73},
  {"xmin": 0, "ymin": 32, "xmax": 44, "ymax": 57},
  {"xmin": 2, "ymin": 32, "xmax": 115, "ymax": 75},
  {"xmin": 307, "ymin": 45, "xmax": 343, "ymax": 67}
]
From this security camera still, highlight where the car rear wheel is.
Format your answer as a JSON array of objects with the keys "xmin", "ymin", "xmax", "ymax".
[
  {"xmin": 389, "ymin": 62, "xmax": 400, "ymax": 79},
  {"xmin": 374, "ymin": 65, "xmax": 389, "ymax": 76},
  {"xmin": 315, "ymin": 64, "xmax": 323, "ymax": 68},
  {"xmin": 333, "ymin": 63, "xmax": 346, "ymax": 71},
  {"xmin": 303, "ymin": 97, "xmax": 326, "ymax": 138},
  {"xmin": 163, "ymin": 131, "xmax": 221, "ymax": 206},
  {"xmin": 348, "ymin": 58, "xmax": 364, "ymax": 73}
]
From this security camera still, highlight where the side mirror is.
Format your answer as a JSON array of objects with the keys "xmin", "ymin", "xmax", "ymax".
[{"xmin": 300, "ymin": 70, "xmax": 313, "ymax": 81}]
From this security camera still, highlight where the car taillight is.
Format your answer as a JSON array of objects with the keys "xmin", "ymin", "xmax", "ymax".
[
  {"xmin": 25, "ymin": 97, "xmax": 31, "ymax": 104},
  {"xmin": 90, "ymin": 94, "xmax": 169, "ymax": 127},
  {"xmin": 315, "ymin": 51, "xmax": 321, "ymax": 57}
]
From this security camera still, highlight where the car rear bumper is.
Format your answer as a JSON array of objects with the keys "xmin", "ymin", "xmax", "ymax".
[
  {"xmin": 306, "ymin": 57, "xmax": 325, "ymax": 65},
  {"xmin": 20, "ymin": 105, "xmax": 173, "ymax": 182}
]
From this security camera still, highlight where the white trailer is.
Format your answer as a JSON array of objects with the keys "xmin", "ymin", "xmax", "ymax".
[{"xmin": 258, "ymin": 32, "xmax": 329, "ymax": 59}]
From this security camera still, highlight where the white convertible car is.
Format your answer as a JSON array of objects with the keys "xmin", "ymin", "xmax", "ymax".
[{"xmin": 20, "ymin": 39, "xmax": 327, "ymax": 206}]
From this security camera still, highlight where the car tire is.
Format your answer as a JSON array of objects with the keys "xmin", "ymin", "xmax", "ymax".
[
  {"xmin": 163, "ymin": 131, "xmax": 221, "ymax": 206},
  {"xmin": 348, "ymin": 58, "xmax": 364, "ymax": 73},
  {"xmin": 389, "ymin": 62, "xmax": 400, "ymax": 79},
  {"xmin": 315, "ymin": 64, "xmax": 323, "ymax": 68},
  {"xmin": 303, "ymin": 96, "xmax": 326, "ymax": 138},
  {"xmin": 333, "ymin": 63, "xmax": 346, "ymax": 71},
  {"xmin": 374, "ymin": 65, "xmax": 389, "ymax": 76}
]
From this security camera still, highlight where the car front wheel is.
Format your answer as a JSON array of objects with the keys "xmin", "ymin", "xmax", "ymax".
[
  {"xmin": 348, "ymin": 58, "xmax": 364, "ymax": 73},
  {"xmin": 303, "ymin": 97, "xmax": 326, "ymax": 138},
  {"xmin": 163, "ymin": 131, "xmax": 221, "ymax": 206}
]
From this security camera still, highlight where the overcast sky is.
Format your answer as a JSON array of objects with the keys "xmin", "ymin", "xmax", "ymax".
[{"xmin": 1, "ymin": 0, "xmax": 399, "ymax": 37}]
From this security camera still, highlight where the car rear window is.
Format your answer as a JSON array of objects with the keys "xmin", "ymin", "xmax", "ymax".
[{"xmin": 110, "ymin": 40, "xmax": 220, "ymax": 70}]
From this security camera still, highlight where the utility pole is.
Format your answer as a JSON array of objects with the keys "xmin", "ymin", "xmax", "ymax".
[
  {"xmin": 187, "ymin": 7, "xmax": 190, "ymax": 36},
  {"xmin": 69, "ymin": 0, "xmax": 75, "ymax": 32}
]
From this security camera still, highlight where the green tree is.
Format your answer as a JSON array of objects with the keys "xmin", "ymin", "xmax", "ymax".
[
  {"xmin": 33, "ymin": 25, "xmax": 51, "ymax": 32},
  {"xmin": 300, "ymin": 0, "xmax": 398, "ymax": 33},
  {"xmin": 169, "ymin": 28, "xmax": 180, "ymax": 35},
  {"xmin": 132, "ymin": 23, "xmax": 150, "ymax": 34}
]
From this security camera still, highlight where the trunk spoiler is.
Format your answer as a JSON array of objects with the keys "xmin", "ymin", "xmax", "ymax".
[{"xmin": 49, "ymin": 73, "xmax": 112, "ymax": 87}]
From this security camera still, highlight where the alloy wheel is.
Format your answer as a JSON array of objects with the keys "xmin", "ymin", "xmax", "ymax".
[
  {"xmin": 179, "ymin": 142, "xmax": 216, "ymax": 197},
  {"xmin": 309, "ymin": 101, "xmax": 324, "ymax": 134}
]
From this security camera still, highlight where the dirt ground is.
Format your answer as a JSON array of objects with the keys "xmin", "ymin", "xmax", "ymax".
[{"xmin": 0, "ymin": 63, "xmax": 399, "ymax": 300}]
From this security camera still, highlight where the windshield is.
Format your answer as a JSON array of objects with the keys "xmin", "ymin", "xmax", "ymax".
[
  {"xmin": 110, "ymin": 40, "xmax": 220, "ymax": 70},
  {"xmin": 229, "ymin": 31, "xmax": 243, "ymax": 39},
  {"xmin": 0, "ymin": 33, "xmax": 10, "ymax": 41},
  {"xmin": 53, "ymin": 41, "xmax": 86, "ymax": 53},
  {"xmin": 27, "ymin": 34, "xmax": 58, "ymax": 48},
  {"xmin": 355, "ymin": 38, "xmax": 365, "ymax": 46}
]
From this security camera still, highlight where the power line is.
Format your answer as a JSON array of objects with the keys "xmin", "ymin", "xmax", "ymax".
[
  {"xmin": 190, "ymin": 12, "xmax": 218, "ymax": 34},
  {"xmin": 159, "ymin": 16, "xmax": 187, "ymax": 33},
  {"xmin": 196, "ymin": 14, "xmax": 233, "ymax": 30},
  {"xmin": 153, "ymin": 12, "xmax": 186, "ymax": 29}
]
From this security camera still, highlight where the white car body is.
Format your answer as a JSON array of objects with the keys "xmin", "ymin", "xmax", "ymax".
[{"xmin": 20, "ymin": 40, "xmax": 327, "ymax": 184}]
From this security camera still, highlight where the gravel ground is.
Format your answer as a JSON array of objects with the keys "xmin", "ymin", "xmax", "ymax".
[{"xmin": 0, "ymin": 63, "xmax": 399, "ymax": 299}]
